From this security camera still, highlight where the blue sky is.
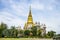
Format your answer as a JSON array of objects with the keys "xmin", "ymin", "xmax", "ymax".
[{"xmin": 0, "ymin": 0, "xmax": 60, "ymax": 34}]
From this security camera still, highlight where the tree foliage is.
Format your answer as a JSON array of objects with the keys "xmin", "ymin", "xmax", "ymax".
[
  {"xmin": 0, "ymin": 22, "xmax": 57, "ymax": 38},
  {"xmin": 24, "ymin": 30, "xmax": 30, "ymax": 36},
  {"xmin": 47, "ymin": 31, "xmax": 56, "ymax": 38},
  {"xmin": 31, "ymin": 26, "xmax": 37, "ymax": 36},
  {"xmin": 0, "ymin": 22, "xmax": 7, "ymax": 37},
  {"xmin": 37, "ymin": 29, "xmax": 42, "ymax": 37}
]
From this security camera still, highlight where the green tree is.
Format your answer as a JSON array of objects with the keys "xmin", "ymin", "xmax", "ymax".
[
  {"xmin": 0, "ymin": 22, "xmax": 7, "ymax": 37},
  {"xmin": 10, "ymin": 26, "xmax": 18, "ymax": 37},
  {"xmin": 37, "ymin": 29, "xmax": 42, "ymax": 37},
  {"xmin": 57, "ymin": 34, "xmax": 60, "ymax": 36},
  {"xmin": 24, "ymin": 30, "xmax": 30, "ymax": 37},
  {"xmin": 31, "ymin": 26, "xmax": 37, "ymax": 36},
  {"xmin": 2, "ymin": 29, "xmax": 10, "ymax": 37},
  {"xmin": 19, "ymin": 30, "xmax": 24, "ymax": 34},
  {"xmin": 47, "ymin": 31, "xmax": 56, "ymax": 38},
  {"xmin": 17, "ymin": 30, "xmax": 24, "ymax": 37}
]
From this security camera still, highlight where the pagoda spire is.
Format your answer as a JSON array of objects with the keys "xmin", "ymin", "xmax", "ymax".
[
  {"xmin": 28, "ymin": 6, "xmax": 32, "ymax": 16},
  {"xmin": 24, "ymin": 6, "xmax": 34, "ymax": 30},
  {"xmin": 27, "ymin": 6, "xmax": 33, "ymax": 24}
]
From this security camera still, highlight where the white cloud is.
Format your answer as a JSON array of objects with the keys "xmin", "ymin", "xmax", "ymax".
[
  {"xmin": 33, "ymin": 12, "xmax": 60, "ymax": 34},
  {"xmin": 10, "ymin": 4, "xmax": 28, "ymax": 17},
  {"xmin": 31, "ymin": 2, "xmax": 44, "ymax": 10},
  {"xmin": 0, "ymin": 11, "xmax": 25, "ymax": 28},
  {"xmin": 0, "ymin": 0, "xmax": 60, "ymax": 34},
  {"xmin": 47, "ymin": 6, "xmax": 53, "ymax": 10}
]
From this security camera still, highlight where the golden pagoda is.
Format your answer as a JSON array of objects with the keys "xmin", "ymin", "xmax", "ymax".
[
  {"xmin": 23, "ymin": 7, "xmax": 46, "ymax": 36},
  {"xmin": 24, "ymin": 7, "xmax": 34, "ymax": 30}
]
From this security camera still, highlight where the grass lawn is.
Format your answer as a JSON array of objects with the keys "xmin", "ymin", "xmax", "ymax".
[{"xmin": 0, "ymin": 38, "xmax": 53, "ymax": 40}]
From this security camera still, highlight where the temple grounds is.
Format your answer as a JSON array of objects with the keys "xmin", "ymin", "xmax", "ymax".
[{"xmin": 0, "ymin": 38, "xmax": 53, "ymax": 40}]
